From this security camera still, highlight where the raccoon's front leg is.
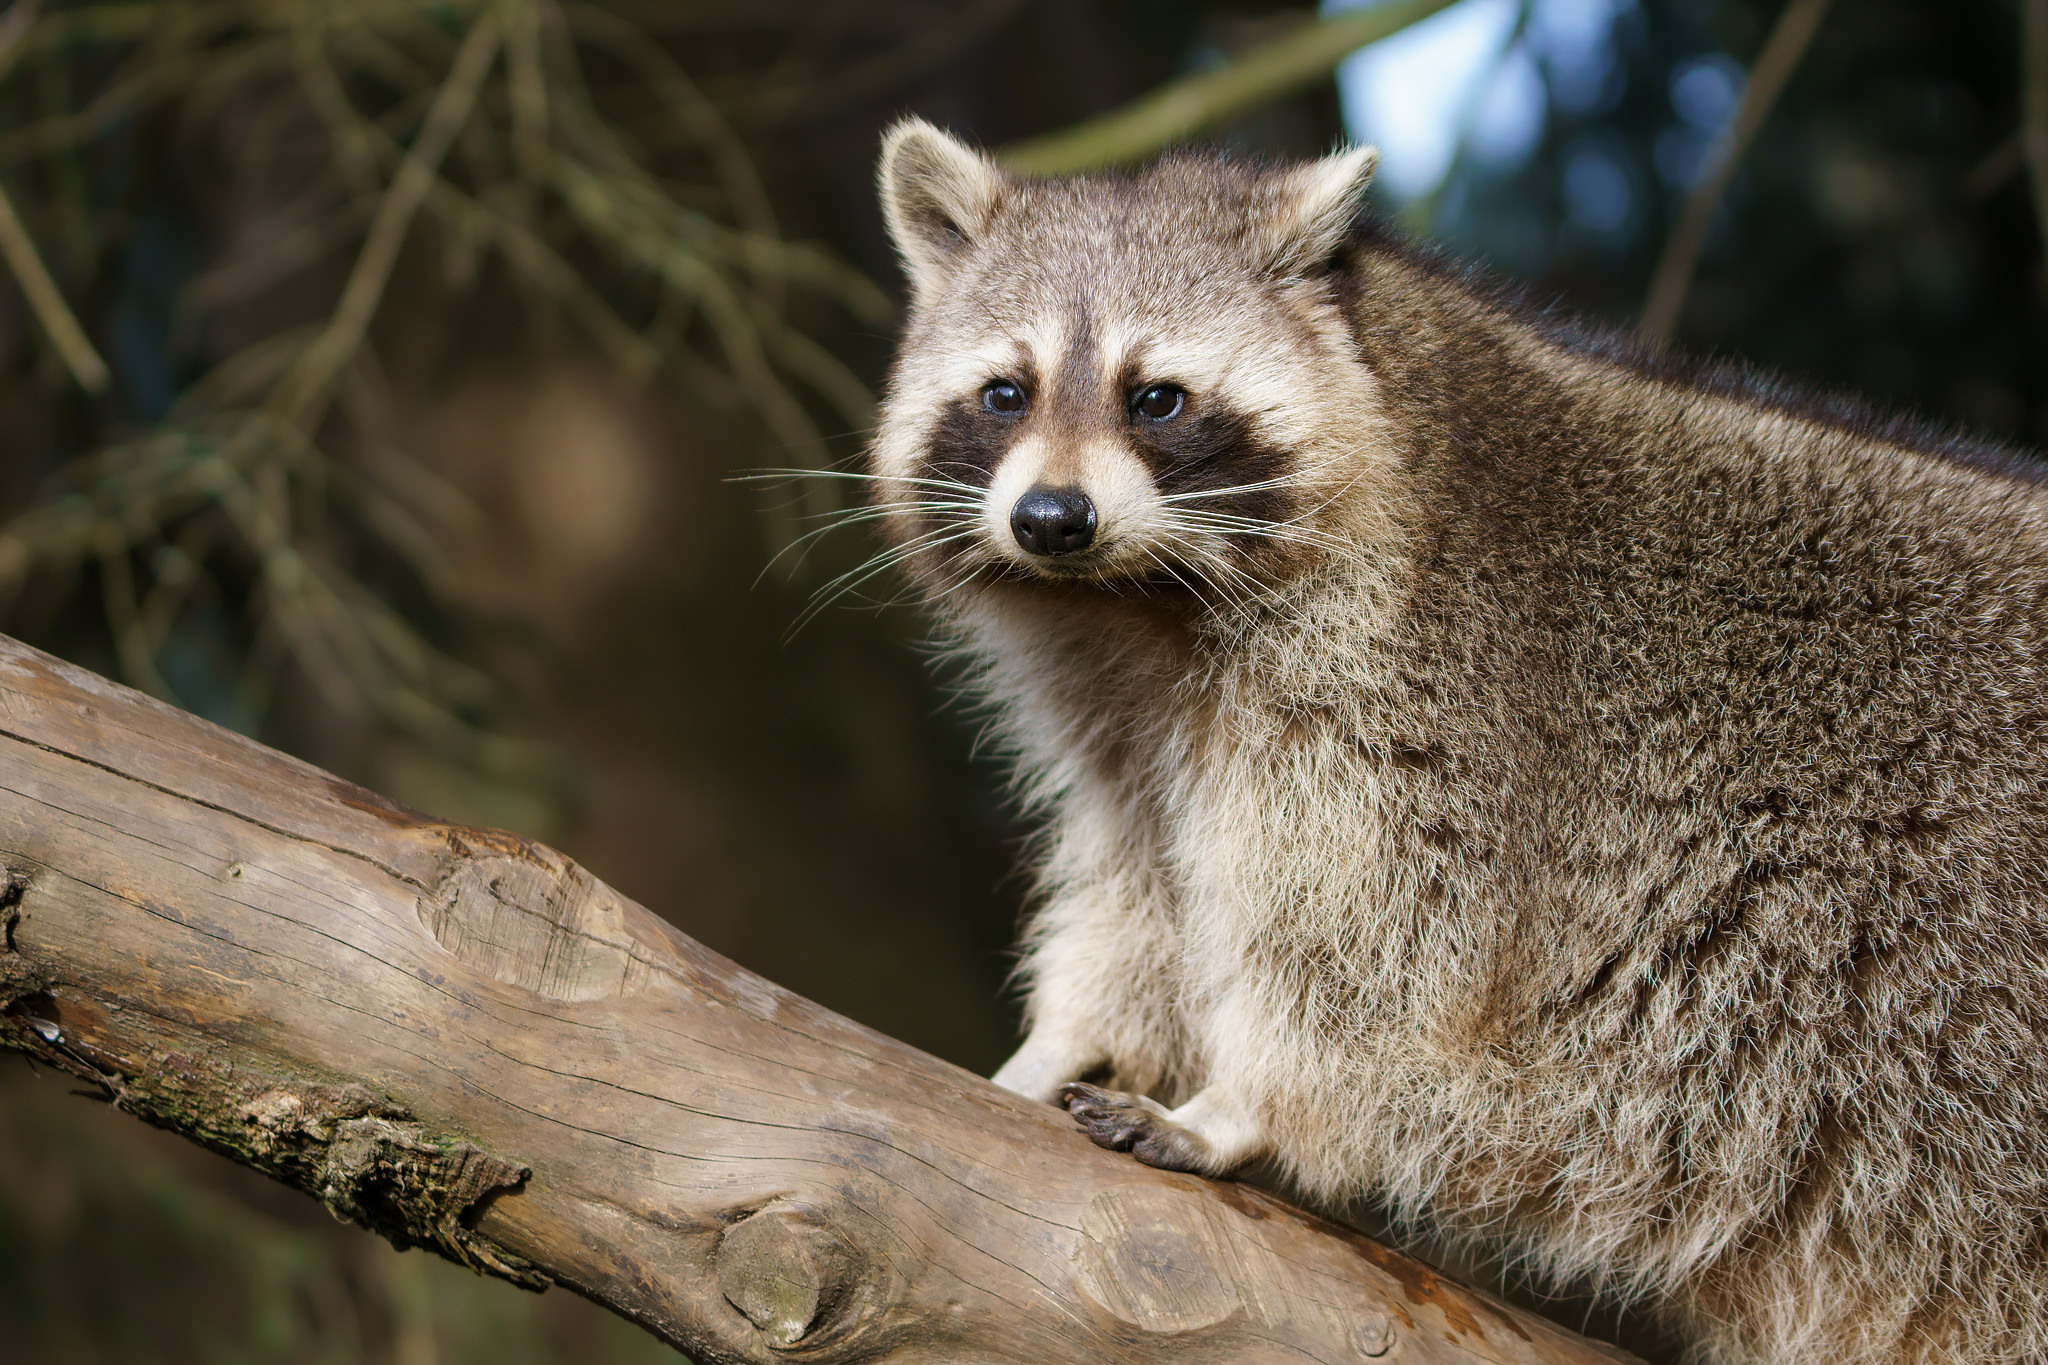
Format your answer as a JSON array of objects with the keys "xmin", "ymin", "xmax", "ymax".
[
  {"xmin": 989, "ymin": 1028, "xmax": 1107, "ymax": 1104},
  {"xmin": 1059, "ymin": 1082, "xmax": 1270, "ymax": 1176},
  {"xmin": 990, "ymin": 809, "xmax": 1184, "ymax": 1104}
]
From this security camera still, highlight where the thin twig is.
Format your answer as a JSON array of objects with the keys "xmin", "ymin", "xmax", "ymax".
[
  {"xmin": 0, "ymin": 0, "xmax": 106, "ymax": 394},
  {"xmin": 0, "ymin": 0, "xmax": 36, "ymax": 78},
  {"xmin": 2024, "ymin": 0, "xmax": 2048, "ymax": 258},
  {"xmin": 181, "ymin": 194, "xmax": 378, "ymax": 314},
  {"xmin": 291, "ymin": 68, "xmax": 663, "ymax": 377},
  {"xmin": 1963, "ymin": 129, "xmax": 2024, "ymax": 199},
  {"xmin": 998, "ymin": 0, "xmax": 1461, "ymax": 175},
  {"xmin": 505, "ymin": 0, "xmax": 548, "ymax": 189},
  {"xmin": 271, "ymin": 11, "xmax": 502, "ymax": 431},
  {"xmin": 1407, "ymin": 0, "xmax": 1535, "ymax": 235},
  {"xmin": 0, "ymin": 176, "xmax": 106, "ymax": 392},
  {"xmin": 1638, "ymin": 0, "xmax": 1834, "ymax": 344}
]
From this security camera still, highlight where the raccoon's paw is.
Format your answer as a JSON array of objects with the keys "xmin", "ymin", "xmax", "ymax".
[{"xmin": 1059, "ymin": 1082, "xmax": 1219, "ymax": 1174}]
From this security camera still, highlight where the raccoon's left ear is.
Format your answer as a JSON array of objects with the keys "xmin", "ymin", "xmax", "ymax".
[
  {"xmin": 878, "ymin": 118, "xmax": 1008, "ymax": 300},
  {"xmin": 1252, "ymin": 144, "xmax": 1379, "ymax": 278}
]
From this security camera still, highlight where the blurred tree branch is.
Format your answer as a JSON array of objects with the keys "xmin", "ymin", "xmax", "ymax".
[
  {"xmin": 729, "ymin": 0, "xmax": 1025, "ymax": 126},
  {"xmin": 1963, "ymin": 130, "xmax": 2024, "ymax": 198},
  {"xmin": 271, "ymin": 11, "xmax": 500, "ymax": 432},
  {"xmin": 0, "ymin": 0, "xmax": 887, "ymax": 769},
  {"xmin": 2025, "ymin": 0, "xmax": 2048, "ymax": 258},
  {"xmin": 1638, "ymin": 0, "xmax": 1834, "ymax": 344},
  {"xmin": 0, "ymin": 175, "xmax": 103, "ymax": 393},
  {"xmin": 0, "ymin": 0, "xmax": 104, "ymax": 394},
  {"xmin": 997, "ymin": 0, "xmax": 1460, "ymax": 176}
]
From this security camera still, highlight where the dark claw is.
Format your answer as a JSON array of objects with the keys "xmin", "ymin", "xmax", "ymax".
[
  {"xmin": 1058, "ymin": 1081, "xmax": 1209, "ymax": 1173},
  {"xmin": 1059, "ymin": 1081, "xmax": 1150, "ymax": 1150}
]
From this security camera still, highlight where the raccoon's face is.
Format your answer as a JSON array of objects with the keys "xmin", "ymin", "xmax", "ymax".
[{"xmin": 869, "ymin": 121, "xmax": 1388, "ymax": 609}]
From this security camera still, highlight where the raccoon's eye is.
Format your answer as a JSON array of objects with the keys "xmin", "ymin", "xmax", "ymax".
[
  {"xmin": 1133, "ymin": 384, "xmax": 1185, "ymax": 421},
  {"xmin": 982, "ymin": 380, "xmax": 1026, "ymax": 414}
]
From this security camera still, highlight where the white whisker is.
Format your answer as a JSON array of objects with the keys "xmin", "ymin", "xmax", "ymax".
[
  {"xmin": 1163, "ymin": 511, "xmax": 1356, "ymax": 559},
  {"xmin": 735, "ymin": 467, "xmax": 989, "ymax": 499},
  {"xmin": 786, "ymin": 524, "xmax": 985, "ymax": 637},
  {"xmin": 1157, "ymin": 474, "xmax": 1309, "ymax": 504},
  {"xmin": 753, "ymin": 498, "xmax": 984, "ymax": 585}
]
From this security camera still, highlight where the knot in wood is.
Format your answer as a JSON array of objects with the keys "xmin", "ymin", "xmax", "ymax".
[
  {"xmin": 420, "ymin": 831, "xmax": 656, "ymax": 1001},
  {"xmin": 1074, "ymin": 1184, "xmax": 1241, "ymax": 1334},
  {"xmin": 1357, "ymin": 1311, "xmax": 1397, "ymax": 1357},
  {"xmin": 717, "ymin": 1203, "xmax": 859, "ymax": 1349}
]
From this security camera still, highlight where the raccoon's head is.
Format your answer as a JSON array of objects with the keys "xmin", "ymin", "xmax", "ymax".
[{"xmin": 868, "ymin": 119, "xmax": 1392, "ymax": 612}]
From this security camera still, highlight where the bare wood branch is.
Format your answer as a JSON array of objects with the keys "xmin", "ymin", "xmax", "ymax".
[
  {"xmin": 997, "ymin": 0, "xmax": 1461, "ymax": 177},
  {"xmin": 0, "ymin": 630, "xmax": 1640, "ymax": 1364},
  {"xmin": 1638, "ymin": 0, "xmax": 1833, "ymax": 345}
]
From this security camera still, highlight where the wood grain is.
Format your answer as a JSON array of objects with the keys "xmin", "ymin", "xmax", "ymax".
[{"xmin": 0, "ymin": 633, "xmax": 1636, "ymax": 1364}]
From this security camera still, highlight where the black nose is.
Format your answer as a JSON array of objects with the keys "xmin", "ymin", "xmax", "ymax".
[{"xmin": 1010, "ymin": 485, "xmax": 1097, "ymax": 557}]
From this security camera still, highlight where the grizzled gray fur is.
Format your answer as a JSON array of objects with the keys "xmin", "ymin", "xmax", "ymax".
[{"xmin": 865, "ymin": 118, "xmax": 2048, "ymax": 1363}]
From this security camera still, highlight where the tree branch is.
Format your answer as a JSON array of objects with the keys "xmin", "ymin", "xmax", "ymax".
[
  {"xmin": 0, "ymin": 0, "xmax": 106, "ymax": 398},
  {"xmin": 272, "ymin": 10, "xmax": 502, "ymax": 432},
  {"xmin": 0, "ymin": 4, "xmax": 100, "ymax": 399},
  {"xmin": 997, "ymin": 0, "xmax": 1461, "ymax": 176},
  {"xmin": 1638, "ymin": 0, "xmax": 1833, "ymax": 345},
  {"xmin": 0, "ymin": 631, "xmax": 1637, "ymax": 1364}
]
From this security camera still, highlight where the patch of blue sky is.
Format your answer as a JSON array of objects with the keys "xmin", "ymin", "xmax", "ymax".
[{"xmin": 1324, "ymin": 0, "xmax": 1636, "ymax": 202}]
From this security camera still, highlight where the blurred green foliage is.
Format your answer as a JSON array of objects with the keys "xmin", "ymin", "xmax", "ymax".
[{"xmin": 0, "ymin": 0, "xmax": 882, "ymax": 768}]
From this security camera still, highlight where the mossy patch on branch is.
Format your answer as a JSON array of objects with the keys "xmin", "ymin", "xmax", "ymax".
[
  {"xmin": 0, "ymin": 1019, "xmax": 546, "ymax": 1291},
  {"xmin": 160, "ymin": 1062, "xmax": 546, "ymax": 1289}
]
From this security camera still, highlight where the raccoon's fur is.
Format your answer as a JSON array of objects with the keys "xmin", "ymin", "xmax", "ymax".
[{"xmin": 867, "ymin": 118, "xmax": 2048, "ymax": 1364}]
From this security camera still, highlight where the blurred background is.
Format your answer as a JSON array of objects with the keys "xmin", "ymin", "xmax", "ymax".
[{"xmin": 0, "ymin": 0, "xmax": 2040, "ymax": 1361}]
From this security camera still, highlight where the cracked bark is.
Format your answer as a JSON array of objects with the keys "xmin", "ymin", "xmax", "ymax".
[{"xmin": 0, "ymin": 633, "xmax": 1636, "ymax": 1365}]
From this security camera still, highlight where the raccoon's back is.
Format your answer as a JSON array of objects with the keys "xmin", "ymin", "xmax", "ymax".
[{"xmin": 1360, "ymin": 334, "xmax": 2048, "ymax": 1355}]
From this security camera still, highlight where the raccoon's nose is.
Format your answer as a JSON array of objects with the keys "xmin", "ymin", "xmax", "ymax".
[{"xmin": 1010, "ymin": 485, "xmax": 1098, "ymax": 557}]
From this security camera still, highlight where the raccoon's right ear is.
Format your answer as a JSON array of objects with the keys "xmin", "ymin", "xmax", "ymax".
[{"xmin": 879, "ymin": 118, "xmax": 1006, "ymax": 299}]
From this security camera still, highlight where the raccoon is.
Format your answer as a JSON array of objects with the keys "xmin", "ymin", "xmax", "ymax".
[{"xmin": 866, "ymin": 117, "xmax": 2048, "ymax": 1364}]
